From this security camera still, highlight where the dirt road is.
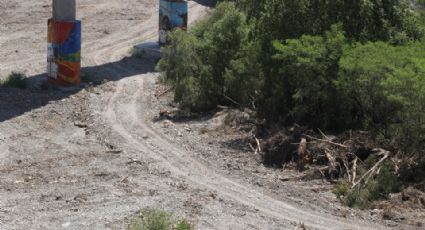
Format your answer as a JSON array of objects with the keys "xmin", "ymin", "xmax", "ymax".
[{"xmin": 0, "ymin": 1, "xmax": 406, "ymax": 229}]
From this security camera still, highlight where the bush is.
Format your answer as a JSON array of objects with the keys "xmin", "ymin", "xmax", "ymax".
[
  {"xmin": 333, "ymin": 181, "xmax": 351, "ymax": 199},
  {"xmin": 174, "ymin": 219, "xmax": 193, "ymax": 230},
  {"xmin": 338, "ymin": 41, "xmax": 425, "ymax": 150},
  {"xmin": 267, "ymin": 25, "xmax": 350, "ymax": 129},
  {"xmin": 156, "ymin": 29, "xmax": 208, "ymax": 111},
  {"xmin": 345, "ymin": 162, "xmax": 402, "ymax": 209},
  {"xmin": 128, "ymin": 208, "xmax": 193, "ymax": 230},
  {"xmin": 0, "ymin": 72, "xmax": 27, "ymax": 89},
  {"xmin": 157, "ymin": 2, "xmax": 254, "ymax": 111}
]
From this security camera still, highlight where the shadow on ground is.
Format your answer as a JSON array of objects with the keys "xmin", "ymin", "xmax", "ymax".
[
  {"xmin": 0, "ymin": 55, "xmax": 156, "ymax": 123},
  {"xmin": 193, "ymin": 0, "xmax": 216, "ymax": 7}
]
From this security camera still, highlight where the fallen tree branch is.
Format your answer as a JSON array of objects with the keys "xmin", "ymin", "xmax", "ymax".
[
  {"xmin": 255, "ymin": 138, "xmax": 262, "ymax": 154},
  {"xmin": 155, "ymin": 86, "xmax": 174, "ymax": 97},
  {"xmin": 352, "ymin": 148, "xmax": 390, "ymax": 189},
  {"xmin": 304, "ymin": 134, "xmax": 349, "ymax": 148},
  {"xmin": 352, "ymin": 157, "xmax": 358, "ymax": 185},
  {"xmin": 248, "ymin": 143, "xmax": 256, "ymax": 153},
  {"xmin": 343, "ymin": 159, "xmax": 352, "ymax": 182},
  {"xmin": 223, "ymin": 94, "xmax": 242, "ymax": 107},
  {"xmin": 325, "ymin": 149, "xmax": 337, "ymax": 171}
]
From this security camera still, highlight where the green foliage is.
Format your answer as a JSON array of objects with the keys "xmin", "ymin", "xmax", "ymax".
[
  {"xmin": 174, "ymin": 219, "xmax": 193, "ymax": 230},
  {"xmin": 157, "ymin": 2, "xmax": 253, "ymax": 110},
  {"xmin": 0, "ymin": 72, "xmax": 27, "ymax": 89},
  {"xmin": 338, "ymin": 41, "xmax": 425, "ymax": 150},
  {"xmin": 129, "ymin": 208, "xmax": 171, "ymax": 230},
  {"xmin": 268, "ymin": 25, "xmax": 351, "ymax": 128},
  {"xmin": 157, "ymin": 0, "xmax": 425, "ymax": 152},
  {"xmin": 128, "ymin": 208, "xmax": 193, "ymax": 230},
  {"xmin": 250, "ymin": 0, "xmax": 422, "ymax": 43},
  {"xmin": 333, "ymin": 181, "xmax": 351, "ymax": 199},
  {"xmin": 345, "ymin": 162, "xmax": 402, "ymax": 209},
  {"xmin": 156, "ymin": 29, "xmax": 207, "ymax": 110}
]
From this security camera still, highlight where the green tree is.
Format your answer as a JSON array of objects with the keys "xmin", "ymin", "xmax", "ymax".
[
  {"xmin": 269, "ymin": 25, "xmax": 351, "ymax": 128},
  {"xmin": 338, "ymin": 41, "xmax": 425, "ymax": 149}
]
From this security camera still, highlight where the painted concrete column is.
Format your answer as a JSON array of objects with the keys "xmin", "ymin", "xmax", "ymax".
[
  {"xmin": 53, "ymin": 0, "xmax": 76, "ymax": 21},
  {"xmin": 159, "ymin": 0, "xmax": 188, "ymax": 45},
  {"xmin": 47, "ymin": 0, "xmax": 81, "ymax": 86}
]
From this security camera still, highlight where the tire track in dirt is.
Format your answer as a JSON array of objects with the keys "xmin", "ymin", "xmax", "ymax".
[
  {"xmin": 96, "ymin": 67, "xmax": 383, "ymax": 229},
  {"xmin": 87, "ymin": 3, "xmax": 383, "ymax": 224}
]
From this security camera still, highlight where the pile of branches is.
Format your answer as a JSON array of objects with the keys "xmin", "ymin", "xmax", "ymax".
[{"xmin": 257, "ymin": 129, "xmax": 394, "ymax": 188}]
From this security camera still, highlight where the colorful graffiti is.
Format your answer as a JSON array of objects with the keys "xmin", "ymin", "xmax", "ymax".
[
  {"xmin": 159, "ymin": 0, "xmax": 188, "ymax": 44},
  {"xmin": 47, "ymin": 19, "xmax": 81, "ymax": 86}
]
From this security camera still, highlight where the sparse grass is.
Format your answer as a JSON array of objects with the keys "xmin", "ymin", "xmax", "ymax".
[
  {"xmin": 128, "ymin": 208, "xmax": 193, "ymax": 230},
  {"xmin": 333, "ymin": 181, "xmax": 351, "ymax": 199},
  {"xmin": 0, "ymin": 72, "xmax": 27, "ymax": 89},
  {"xmin": 174, "ymin": 219, "xmax": 193, "ymax": 230}
]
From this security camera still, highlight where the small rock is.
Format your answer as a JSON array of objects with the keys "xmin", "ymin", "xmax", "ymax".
[
  {"xmin": 163, "ymin": 120, "xmax": 173, "ymax": 128},
  {"xmin": 74, "ymin": 121, "xmax": 87, "ymax": 128}
]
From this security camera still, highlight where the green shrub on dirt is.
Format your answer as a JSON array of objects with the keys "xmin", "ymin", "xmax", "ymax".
[
  {"xmin": 174, "ymin": 219, "xmax": 193, "ymax": 230},
  {"xmin": 0, "ymin": 72, "xmax": 27, "ymax": 89},
  {"xmin": 157, "ymin": 2, "xmax": 254, "ymax": 111},
  {"xmin": 345, "ymin": 162, "xmax": 402, "ymax": 209},
  {"xmin": 128, "ymin": 208, "xmax": 193, "ymax": 230},
  {"xmin": 333, "ymin": 181, "xmax": 351, "ymax": 199}
]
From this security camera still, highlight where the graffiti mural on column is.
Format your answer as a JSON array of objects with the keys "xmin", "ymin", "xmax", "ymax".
[
  {"xmin": 47, "ymin": 19, "xmax": 81, "ymax": 86},
  {"xmin": 159, "ymin": 0, "xmax": 188, "ymax": 45}
]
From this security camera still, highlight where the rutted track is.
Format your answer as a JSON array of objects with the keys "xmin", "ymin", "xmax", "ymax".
[
  {"xmin": 89, "ymin": 2, "xmax": 382, "ymax": 228},
  {"xmin": 100, "ymin": 72, "xmax": 383, "ymax": 229}
]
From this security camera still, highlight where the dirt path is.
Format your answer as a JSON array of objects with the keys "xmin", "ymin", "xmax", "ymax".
[{"xmin": 0, "ymin": 1, "xmax": 406, "ymax": 229}]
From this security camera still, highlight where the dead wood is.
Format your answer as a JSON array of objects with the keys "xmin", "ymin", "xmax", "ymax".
[
  {"xmin": 297, "ymin": 138, "xmax": 308, "ymax": 170},
  {"xmin": 352, "ymin": 157, "xmax": 358, "ymax": 185},
  {"xmin": 352, "ymin": 148, "xmax": 390, "ymax": 189},
  {"xmin": 155, "ymin": 86, "xmax": 174, "ymax": 97},
  {"xmin": 343, "ymin": 159, "xmax": 352, "ymax": 182},
  {"xmin": 304, "ymin": 134, "xmax": 349, "ymax": 148}
]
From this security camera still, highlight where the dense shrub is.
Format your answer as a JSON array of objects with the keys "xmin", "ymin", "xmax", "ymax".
[
  {"xmin": 266, "ymin": 25, "xmax": 350, "ymax": 128},
  {"xmin": 157, "ymin": 0, "xmax": 425, "ymax": 151},
  {"xmin": 157, "ymin": 2, "xmax": 253, "ymax": 111},
  {"xmin": 345, "ymin": 162, "xmax": 402, "ymax": 209},
  {"xmin": 338, "ymin": 41, "xmax": 425, "ymax": 150}
]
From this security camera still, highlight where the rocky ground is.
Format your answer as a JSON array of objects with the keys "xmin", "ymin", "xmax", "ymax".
[{"xmin": 0, "ymin": 1, "xmax": 423, "ymax": 229}]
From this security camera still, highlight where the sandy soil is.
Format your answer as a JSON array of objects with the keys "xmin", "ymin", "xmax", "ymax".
[{"xmin": 0, "ymin": 1, "xmax": 420, "ymax": 229}]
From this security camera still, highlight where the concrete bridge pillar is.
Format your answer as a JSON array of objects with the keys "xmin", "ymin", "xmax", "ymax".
[
  {"xmin": 52, "ymin": 0, "xmax": 76, "ymax": 21},
  {"xmin": 48, "ymin": 0, "xmax": 81, "ymax": 86}
]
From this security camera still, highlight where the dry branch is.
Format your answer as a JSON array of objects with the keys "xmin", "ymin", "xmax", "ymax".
[
  {"xmin": 352, "ymin": 157, "xmax": 358, "ymax": 185},
  {"xmin": 343, "ymin": 159, "xmax": 352, "ymax": 182},
  {"xmin": 325, "ymin": 149, "xmax": 337, "ymax": 171},
  {"xmin": 352, "ymin": 148, "xmax": 390, "ymax": 189},
  {"xmin": 255, "ymin": 137, "xmax": 262, "ymax": 154},
  {"xmin": 248, "ymin": 143, "xmax": 256, "ymax": 153},
  {"xmin": 155, "ymin": 87, "xmax": 174, "ymax": 97},
  {"xmin": 304, "ymin": 134, "xmax": 348, "ymax": 148}
]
